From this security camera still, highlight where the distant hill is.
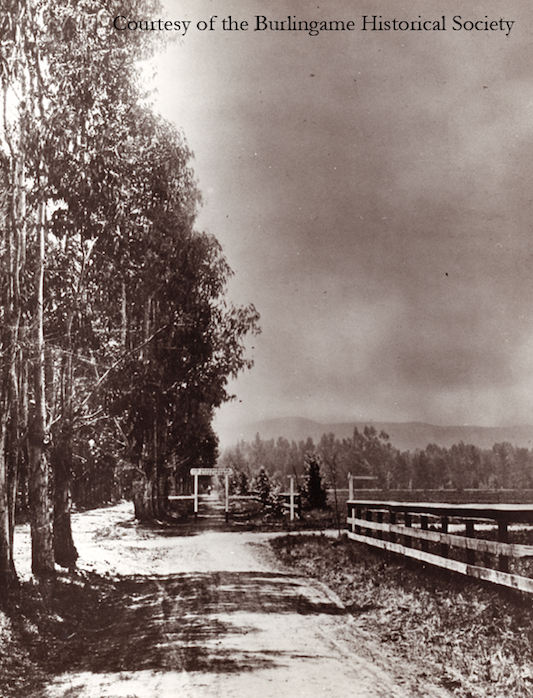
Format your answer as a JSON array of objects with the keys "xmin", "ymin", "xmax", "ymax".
[{"xmin": 220, "ymin": 417, "xmax": 533, "ymax": 452}]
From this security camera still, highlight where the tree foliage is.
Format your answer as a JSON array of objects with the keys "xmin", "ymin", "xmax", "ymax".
[
  {"xmin": 301, "ymin": 452, "xmax": 327, "ymax": 510},
  {"xmin": 0, "ymin": 0, "xmax": 259, "ymax": 585},
  {"xmin": 220, "ymin": 430, "xmax": 533, "ymax": 494},
  {"xmin": 252, "ymin": 467, "xmax": 272, "ymax": 506}
]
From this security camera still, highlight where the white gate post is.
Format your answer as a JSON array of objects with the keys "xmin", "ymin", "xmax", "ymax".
[
  {"xmin": 225, "ymin": 472, "xmax": 229, "ymax": 522},
  {"xmin": 289, "ymin": 475, "xmax": 295, "ymax": 522},
  {"xmin": 194, "ymin": 472, "xmax": 199, "ymax": 517},
  {"xmin": 348, "ymin": 472, "xmax": 353, "ymax": 501}
]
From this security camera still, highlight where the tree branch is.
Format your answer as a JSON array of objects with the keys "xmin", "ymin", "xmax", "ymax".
[{"xmin": 74, "ymin": 323, "xmax": 170, "ymax": 417}]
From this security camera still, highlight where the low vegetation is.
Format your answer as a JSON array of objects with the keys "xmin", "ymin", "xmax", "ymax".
[{"xmin": 270, "ymin": 534, "xmax": 533, "ymax": 698}]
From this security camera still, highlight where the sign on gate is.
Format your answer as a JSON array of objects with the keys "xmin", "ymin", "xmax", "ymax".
[{"xmin": 190, "ymin": 468, "xmax": 232, "ymax": 476}]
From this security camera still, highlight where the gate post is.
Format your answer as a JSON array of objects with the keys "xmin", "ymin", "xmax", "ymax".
[
  {"xmin": 194, "ymin": 473, "xmax": 199, "ymax": 519},
  {"xmin": 225, "ymin": 472, "xmax": 229, "ymax": 522},
  {"xmin": 289, "ymin": 476, "xmax": 295, "ymax": 522}
]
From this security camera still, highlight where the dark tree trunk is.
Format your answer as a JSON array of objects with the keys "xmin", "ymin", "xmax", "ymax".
[
  {"xmin": 3, "ymin": 335, "xmax": 22, "ymax": 587},
  {"xmin": 28, "ymin": 433, "xmax": 54, "ymax": 577},
  {"xmin": 6, "ymin": 422, "xmax": 19, "ymax": 575},
  {"xmin": 133, "ymin": 464, "xmax": 168, "ymax": 522},
  {"xmin": 28, "ymin": 203, "xmax": 54, "ymax": 577},
  {"xmin": 52, "ymin": 331, "xmax": 78, "ymax": 567},
  {"xmin": 0, "ymin": 424, "xmax": 17, "ymax": 588},
  {"xmin": 133, "ymin": 408, "xmax": 170, "ymax": 522},
  {"xmin": 51, "ymin": 437, "xmax": 78, "ymax": 569}
]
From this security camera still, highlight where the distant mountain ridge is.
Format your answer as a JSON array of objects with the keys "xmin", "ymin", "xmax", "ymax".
[{"xmin": 221, "ymin": 417, "xmax": 533, "ymax": 452}]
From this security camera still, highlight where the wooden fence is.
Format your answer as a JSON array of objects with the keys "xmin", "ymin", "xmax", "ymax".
[
  {"xmin": 169, "ymin": 490, "xmax": 301, "ymax": 521},
  {"xmin": 347, "ymin": 499, "xmax": 533, "ymax": 594}
]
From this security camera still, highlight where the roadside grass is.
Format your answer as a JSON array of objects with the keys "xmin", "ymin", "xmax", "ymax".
[
  {"xmin": 270, "ymin": 533, "xmax": 533, "ymax": 698},
  {"xmin": 0, "ymin": 605, "xmax": 46, "ymax": 698},
  {"xmin": 0, "ymin": 570, "xmax": 125, "ymax": 697},
  {"xmin": 0, "ymin": 578, "xmax": 73, "ymax": 698}
]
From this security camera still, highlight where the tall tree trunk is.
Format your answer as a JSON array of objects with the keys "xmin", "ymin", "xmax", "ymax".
[
  {"xmin": 6, "ymin": 399, "xmax": 19, "ymax": 575},
  {"xmin": 133, "ymin": 461, "xmax": 167, "ymax": 522},
  {"xmin": 132, "ymin": 301, "xmax": 170, "ymax": 522},
  {"xmin": 0, "ymin": 280, "xmax": 19, "ymax": 588},
  {"xmin": 52, "ymin": 305, "xmax": 78, "ymax": 567},
  {"xmin": 0, "ymin": 416, "xmax": 16, "ymax": 588},
  {"xmin": 28, "ymin": 203, "xmax": 54, "ymax": 576},
  {"xmin": 51, "ymin": 434, "xmax": 77, "ymax": 568},
  {"xmin": 0, "ymin": 154, "xmax": 25, "ymax": 589}
]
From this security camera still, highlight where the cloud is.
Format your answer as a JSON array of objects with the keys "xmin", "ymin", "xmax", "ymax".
[{"xmin": 157, "ymin": 0, "xmax": 533, "ymax": 431}]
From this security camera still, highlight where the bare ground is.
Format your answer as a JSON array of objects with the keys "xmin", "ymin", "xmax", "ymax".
[{"xmin": 6, "ymin": 498, "xmax": 455, "ymax": 698}]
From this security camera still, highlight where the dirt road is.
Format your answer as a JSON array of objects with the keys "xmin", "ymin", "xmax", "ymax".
[{"xmin": 15, "ymin": 501, "xmax": 453, "ymax": 698}]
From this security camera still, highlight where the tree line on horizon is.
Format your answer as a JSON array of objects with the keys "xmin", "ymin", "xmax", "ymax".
[
  {"xmin": 218, "ymin": 426, "xmax": 533, "ymax": 494},
  {"xmin": 0, "ymin": 0, "xmax": 258, "ymax": 588}
]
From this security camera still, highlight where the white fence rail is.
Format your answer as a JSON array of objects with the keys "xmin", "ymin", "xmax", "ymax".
[{"xmin": 347, "ymin": 499, "xmax": 533, "ymax": 594}]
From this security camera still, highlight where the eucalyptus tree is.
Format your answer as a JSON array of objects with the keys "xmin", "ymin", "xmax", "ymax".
[
  {"xmin": 0, "ymin": 0, "xmax": 56, "ymax": 581},
  {"xmin": 0, "ymin": 152, "xmax": 21, "ymax": 586},
  {"xmin": 39, "ymin": 0, "xmax": 166, "ymax": 567},
  {"xmin": 0, "ymin": 0, "xmax": 171, "ymax": 574},
  {"xmin": 0, "ymin": 0, "xmax": 259, "ymax": 582},
  {"xmin": 41, "ymin": 4, "xmax": 259, "ymax": 525},
  {"xmin": 100, "ymin": 162, "xmax": 260, "ymax": 520},
  {"xmin": 42, "ymin": 78, "xmax": 260, "ymax": 522}
]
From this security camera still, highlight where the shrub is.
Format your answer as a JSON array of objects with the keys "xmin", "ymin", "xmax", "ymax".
[{"xmin": 252, "ymin": 467, "xmax": 271, "ymax": 505}]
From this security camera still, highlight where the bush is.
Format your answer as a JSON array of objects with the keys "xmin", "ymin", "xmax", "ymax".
[{"xmin": 252, "ymin": 467, "xmax": 271, "ymax": 505}]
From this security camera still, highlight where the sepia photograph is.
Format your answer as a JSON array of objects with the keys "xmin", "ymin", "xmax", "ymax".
[{"xmin": 2, "ymin": 0, "xmax": 533, "ymax": 695}]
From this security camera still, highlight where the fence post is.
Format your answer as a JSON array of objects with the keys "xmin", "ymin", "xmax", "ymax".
[
  {"xmin": 348, "ymin": 473, "xmax": 353, "ymax": 502},
  {"xmin": 389, "ymin": 509, "xmax": 396, "ymax": 543},
  {"xmin": 194, "ymin": 473, "xmax": 199, "ymax": 519},
  {"xmin": 365, "ymin": 509, "xmax": 373, "ymax": 538},
  {"xmin": 355, "ymin": 507, "xmax": 361, "ymax": 534},
  {"xmin": 498, "ymin": 520, "xmax": 509, "ymax": 573},
  {"xmin": 421, "ymin": 515, "xmax": 429, "ymax": 552},
  {"xmin": 404, "ymin": 512, "xmax": 412, "ymax": 548},
  {"xmin": 441, "ymin": 516, "xmax": 449, "ymax": 558},
  {"xmin": 377, "ymin": 510, "xmax": 384, "ymax": 540},
  {"xmin": 465, "ymin": 520, "xmax": 476, "ymax": 565}
]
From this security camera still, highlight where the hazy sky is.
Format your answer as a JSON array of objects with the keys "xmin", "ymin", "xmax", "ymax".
[{"xmin": 147, "ymin": 0, "xmax": 533, "ymax": 441}]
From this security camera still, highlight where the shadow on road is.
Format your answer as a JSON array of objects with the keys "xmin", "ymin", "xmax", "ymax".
[
  {"xmin": 127, "ymin": 494, "xmax": 283, "ymax": 537},
  {"xmin": 30, "ymin": 569, "xmax": 346, "ymax": 679}
]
